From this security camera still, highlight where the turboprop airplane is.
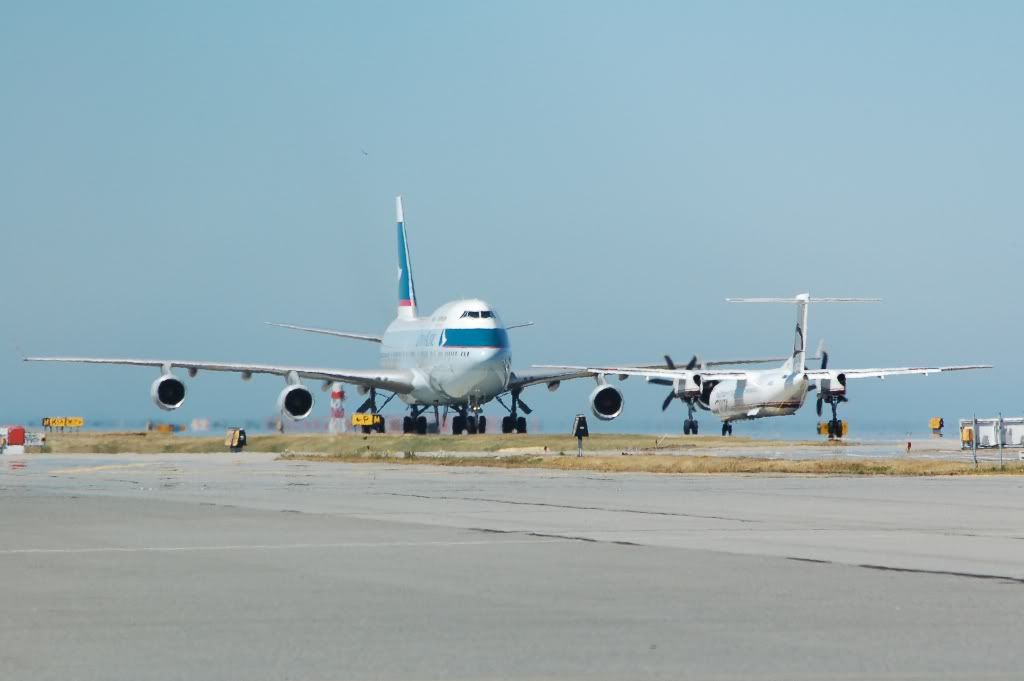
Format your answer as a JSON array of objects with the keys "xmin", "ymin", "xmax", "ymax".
[
  {"xmin": 538, "ymin": 294, "xmax": 991, "ymax": 437},
  {"xmin": 25, "ymin": 197, "xmax": 589, "ymax": 435}
]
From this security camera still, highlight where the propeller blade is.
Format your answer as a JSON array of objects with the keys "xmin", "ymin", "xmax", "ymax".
[
  {"xmin": 816, "ymin": 397, "xmax": 823, "ymax": 417},
  {"xmin": 806, "ymin": 383, "xmax": 816, "ymax": 393},
  {"xmin": 816, "ymin": 339, "xmax": 829, "ymax": 370},
  {"xmin": 664, "ymin": 355, "xmax": 676, "ymax": 370},
  {"xmin": 685, "ymin": 354, "xmax": 699, "ymax": 371},
  {"xmin": 662, "ymin": 392, "xmax": 675, "ymax": 411}
]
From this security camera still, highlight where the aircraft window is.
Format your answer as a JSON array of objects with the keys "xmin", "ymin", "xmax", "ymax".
[{"xmin": 480, "ymin": 311, "xmax": 493, "ymax": 318}]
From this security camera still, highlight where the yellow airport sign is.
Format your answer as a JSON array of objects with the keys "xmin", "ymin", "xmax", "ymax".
[
  {"xmin": 351, "ymin": 413, "xmax": 383, "ymax": 427},
  {"xmin": 41, "ymin": 416, "xmax": 85, "ymax": 429}
]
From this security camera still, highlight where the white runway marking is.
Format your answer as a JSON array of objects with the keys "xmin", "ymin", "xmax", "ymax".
[{"xmin": 0, "ymin": 538, "xmax": 563, "ymax": 556}]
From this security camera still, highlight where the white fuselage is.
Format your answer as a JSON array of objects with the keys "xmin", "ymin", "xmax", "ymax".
[
  {"xmin": 379, "ymin": 299, "xmax": 511, "ymax": 406},
  {"xmin": 707, "ymin": 368, "xmax": 809, "ymax": 422}
]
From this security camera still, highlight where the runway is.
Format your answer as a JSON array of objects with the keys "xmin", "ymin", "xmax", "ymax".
[{"xmin": 2, "ymin": 453, "xmax": 1023, "ymax": 680}]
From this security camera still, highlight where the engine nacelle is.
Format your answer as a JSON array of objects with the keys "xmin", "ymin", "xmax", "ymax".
[
  {"xmin": 819, "ymin": 372, "xmax": 847, "ymax": 397},
  {"xmin": 277, "ymin": 384, "xmax": 314, "ymax": 421},
  {"xmin": 674, "ymin": 374, "xmax": 702, "ymax": 398},
  {"xmin": 150, "ymin": 374, "xmax": 186, "ymax": 411},
  {"xmin": 589, "ymin": 384, "xmax": 624, "ymax": 421}
]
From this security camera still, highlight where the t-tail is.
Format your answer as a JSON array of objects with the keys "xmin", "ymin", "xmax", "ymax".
[
  {"xmin": 396, "ymin": 196, "xmax": 418, "ymax": 320},
  {"xmin": 726, "ymin": 294, "xmax": 880, "ymax": 375}
]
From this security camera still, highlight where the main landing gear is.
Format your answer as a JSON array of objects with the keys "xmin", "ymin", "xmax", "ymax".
[
  {"xmin": 682, "ymin": 399, "xmax": 699, "ymax": 435},
  {"xmin": 497, "ymin": 389, "xmax": 529, "ymax": 434},
  {"xmin": 402, "ymin": 405, "xmax": 431, "ymax": 435},
  {"xmin": 356, "ymin": 388, "xmax": 393, "ymax": 433},
  {"xmin": 721, "ymin": 422, "xmax": 733, "ymax": 436},
  {"xmin": 823, "ymin": 396, "xmax": 844, "ymax": 440}
]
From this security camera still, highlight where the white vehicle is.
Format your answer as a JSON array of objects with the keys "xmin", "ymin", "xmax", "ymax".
[
  {"xmin": 25, "ymin": 198, "xmax": 588, "ymax": 435},
  {"xmin": 539, "ymin": 294, "xmax": 991, "ymax": 437}
]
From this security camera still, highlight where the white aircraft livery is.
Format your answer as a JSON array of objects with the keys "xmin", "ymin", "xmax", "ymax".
[
  {"xmin": 538, "ymin": 294, "xmax": 991, "ymax": 437},
  {"xmin": 25, "ymin": 197, "xmax": 587, "ymax": 435}
]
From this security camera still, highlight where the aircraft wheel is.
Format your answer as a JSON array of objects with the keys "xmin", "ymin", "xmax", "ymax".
[
  {"xmin": 375, "ymin": 420, "xmax": 385, "ymax": 434},
  {"xmin": 692, "ymin": 420, "xmax": 699, "ymax": 435},
  {"xmin": 722, "ymin": 422, "xmax": 728, "ymax": 436},
  {"xmin": 478, "ymin": 416, "xmax": 487, "ymax": 434},
  {"xmin": 516, "ymin": 416, "xmax": 527, "ymax": 434},
  {"xmin": 415, "ymin": 416, "xmax": 428, "ymax": 435},
  {"xmin": 452, "ymin": 416, "xmax": 465, "ymax": 435},
  {"xmin": 466, "ymin": 418, "xmax": 478, "ymax": 435},
  {"xmin": 402, "ymin": 416, "xmax": 413, "ymax": 434},
  {"xmin": 727, "ymin": 424, "xmax": 733, "ymax": 436},
  {"xmin": 361, "ymin": 425, "xmax": 372, "ymax": 434},
  {"xmin": 501, "ymin": 416, "xmax": 514, "ymax": 433},
  {"xmin": 683, "ymin": 421, "xmax": 692, "ymax": 435}
]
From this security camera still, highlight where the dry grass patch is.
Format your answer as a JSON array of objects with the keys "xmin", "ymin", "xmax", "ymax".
[{"xmin": 281, "ymin": 451, "xmax": 1024, "ymax": 476}]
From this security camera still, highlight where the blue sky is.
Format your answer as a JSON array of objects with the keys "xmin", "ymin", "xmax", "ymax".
[{"xmin": 3, "ymin": 1, "xmax": 1021, "ymax": 435}]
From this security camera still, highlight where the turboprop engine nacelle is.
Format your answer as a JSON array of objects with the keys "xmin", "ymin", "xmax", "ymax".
[
  {"xmin": 674, "ymin": 375, "xmax": 702, "ymax": 398},
  {"xmin": 589, "ymin": 384, "xmax": 624, "ymax": 421},
  {"xmin": 277, "ymin": 384, "xmax": 314, "ymax": 421},
  {"xmin": 151, "ymin": 374, "xmax": 186, "ymax": 411},
  {"xmin": 819, "ymin": 372, "xmax": 847, "ymax": 397}
]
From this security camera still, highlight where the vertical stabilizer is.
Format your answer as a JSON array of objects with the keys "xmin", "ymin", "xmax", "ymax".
[
  {"xmin": 788, "ymin": 294, "xmax": 810, "ymax": 373},
  {"xmin": 726, "ymin": 295, "xmax": 879, "ymax": 375},
  {"xmin": 396, "ymin": 196, "xmax": 417, "ymax": 319}
]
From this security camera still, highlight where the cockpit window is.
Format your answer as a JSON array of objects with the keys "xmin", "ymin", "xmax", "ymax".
[
  {"xmin": 461, "ymin": 311, "xmax": 492, "ymax": 319},
  {"xmin": 480, "ymin": 311, "xmax": 493, "ymax": 318}
]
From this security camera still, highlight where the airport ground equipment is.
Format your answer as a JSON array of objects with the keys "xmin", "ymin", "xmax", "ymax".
[
  {"xmin": 929, "ymin": 417, "xmax": 944, "ymax": 436},
  {"xmin": 572, "ymin": 414, "xmax": 589, "ymax": 457},
  {"xmin": 24, "ymin": 197, "xmax": 591, "ymax": 435},
  {"xmin": 960, "ymin": 416, "xmax": 1024, "ymax": 451},
  {"xmin": 225, "ymin": 428, "xmax": 247, "ymax": 452}
]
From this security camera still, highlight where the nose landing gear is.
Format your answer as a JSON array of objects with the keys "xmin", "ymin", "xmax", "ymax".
[
  {"xmin": 721, "ymin": 422, "xmax": 733, "ymax": 436},
  {"xmin": 452, "ymin": 404, "xmax": 487, "ymax": 435}
]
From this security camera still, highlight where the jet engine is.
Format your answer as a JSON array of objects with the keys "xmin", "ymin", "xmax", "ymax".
[
  {"xmin": 277, "ymin": 384, "xmax": 314, "ymax": 421},
  {"xmin": 150, "ymin": 374, "xmax": 186, "ymax": 411},
  {"xmin": 589, "ymin": 384, "xmax": 624, "ymax": 421}
]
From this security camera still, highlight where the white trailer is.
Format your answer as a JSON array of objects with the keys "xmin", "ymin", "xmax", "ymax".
[{"xmin": 959, "ymin": 417, "xmax": 1024, "ymax": 449}]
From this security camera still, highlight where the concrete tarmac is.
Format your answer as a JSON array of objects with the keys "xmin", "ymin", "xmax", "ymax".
[{"xmin": 2, "ymin": 453, "xmax": 1023, "ymax": 680}]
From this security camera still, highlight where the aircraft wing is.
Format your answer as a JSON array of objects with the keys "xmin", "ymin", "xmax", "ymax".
[
  {"xmin": 508, "ymin": 367, "xmax": 595, "ymax": 391},
  {"xmin": 531, "ymin": 365, "xmax": 752, "ymax": 381},
  {"xmin": 803, "ymin": 365, "xmax": 991, "ymax": 380},
  {"xmin": 23, "ymin": 357, "xmax": 415, "ymax": 393}
]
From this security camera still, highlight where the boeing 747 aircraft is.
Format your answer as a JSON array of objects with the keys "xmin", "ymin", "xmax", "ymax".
[
  {"xmin": 26, "ymin": 198, "xmax": 588, "ymax": 435},
  {"xmin": 539, "ymin": 294, "xmax": 990, "ymax": 437}
]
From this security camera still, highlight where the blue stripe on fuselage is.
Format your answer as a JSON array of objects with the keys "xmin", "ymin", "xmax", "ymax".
[{"xmin": 441, "ymin": 328, "xmax": 509, "ymax": 348}]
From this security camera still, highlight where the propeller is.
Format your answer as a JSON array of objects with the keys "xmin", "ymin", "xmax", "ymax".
[{"xmin": 660, "ymin": 354, "xmax": 701, "ymax": 410}]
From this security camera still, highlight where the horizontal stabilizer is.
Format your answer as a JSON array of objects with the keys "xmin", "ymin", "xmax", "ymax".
[{"xmin": 265, "ymin": 322, "xmax": 382, "ymax": 343}]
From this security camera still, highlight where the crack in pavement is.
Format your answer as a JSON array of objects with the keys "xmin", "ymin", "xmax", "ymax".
[
  {"xmin": 380, "ymin": 492, "xmax": 759, "ymax": 523},
  {"xmin": 788, "ymin": 556, "xmax": 1024, "ymax": 585}
]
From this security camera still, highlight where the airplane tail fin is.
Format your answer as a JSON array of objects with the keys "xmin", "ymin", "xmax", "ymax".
[
  {"xmin": 726, "ymin": 295, "xmax": 879, "ymax": 374},
  {"xmin": 396, "ymin": 196, "xmax": 418, "ymax": 319}
]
